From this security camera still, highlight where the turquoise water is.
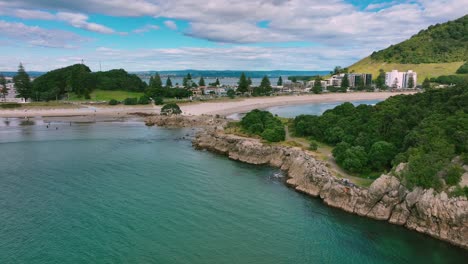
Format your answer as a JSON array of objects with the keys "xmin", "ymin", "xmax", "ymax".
[
  {"xmin": 266, "ymin": 99, "xmax": 382, "ymax": 118},
  {"xmin": 0, "ymin": 119, "xmax": 466, "ymax": 263}
]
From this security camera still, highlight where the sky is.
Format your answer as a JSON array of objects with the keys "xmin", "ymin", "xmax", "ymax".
[{"xmin": 0, "ymin": 0, "xmax": 466, "ymax": 72}]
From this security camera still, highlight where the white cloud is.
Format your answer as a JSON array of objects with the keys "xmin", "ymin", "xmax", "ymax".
[
  {"xmin": 56, "ymin": 12, "xmax": 115, "ymax": 34},
  {"xmin": 0, "ymin": 45, "xmax": 371, "ymax": 71},
  {"xmin": 164, "ymin": 20, "xmax": 177, "ymax": 30},
  {"xmin": 0, "ymin": 20, "xmax": 86, "ymax": 48},
  {"xmin": 133, "ymin": 24, "xmax": 160, "ymax": 33}
]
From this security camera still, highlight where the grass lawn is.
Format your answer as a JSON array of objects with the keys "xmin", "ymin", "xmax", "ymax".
[
  {"xmin": 348, "ymin": 57, "xmax": 464, "ymax": 81},
  {"xmin": 69, "ymin": 90, "xmax": 144, "ymax": 102}
]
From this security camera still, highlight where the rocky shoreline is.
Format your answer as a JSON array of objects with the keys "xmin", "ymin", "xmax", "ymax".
[{"xmin": 192, "ymin": 129, "xmax": 468, "ymax": 249}]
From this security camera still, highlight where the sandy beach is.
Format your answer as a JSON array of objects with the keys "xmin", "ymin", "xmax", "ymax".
[{"xmin": 0, "ymin": 91, "xmax": 414, "ymax": 119}]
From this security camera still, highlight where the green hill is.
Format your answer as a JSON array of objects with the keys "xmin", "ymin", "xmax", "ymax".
[{"xmin": 349, "ymin": 15, "xmax": 467, "ymax": 81}]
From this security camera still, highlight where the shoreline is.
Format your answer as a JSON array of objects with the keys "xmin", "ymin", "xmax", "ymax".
[
  {"xmin": 0, "ymin": 91, "xmax": 414, "ymax": 118},
  {"xmin": 192, "ymin": 128, "xmax": 468, "ymax": 250}
]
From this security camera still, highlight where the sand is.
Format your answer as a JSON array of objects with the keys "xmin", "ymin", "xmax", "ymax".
[{"xmin": 0, "ymin": 91, "xmax": 415, "ymax": 118}]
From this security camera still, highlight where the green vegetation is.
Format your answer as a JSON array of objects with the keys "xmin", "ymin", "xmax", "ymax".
[
  {"xmin": 70, "ymin": 90, "xmax": 144, "ymax": 101},
  {"xmin": 0, "ymin": 74, "xmax": 7, "ymax": 99},
  {"xmin": 252, "ymin": 76, "xmax": 272, "ymax": 96},
  {"xmin": 430, "ymin": 75, "xmax": 468, "ymax": 85},
  {"xmin": 277, "ymin": 76, "xmax": 283, "ymax": 86},
  {"xmin": 123, "ymin": 98, "xmax": 138, "ymax": 105},
  {"xmin": 349, "ymin": 58, "xmax": 464, "ymax": 83},
  {"xmin": 0, "ymin": 103, "xmax": 21, "ymax": 109},
  {"xmin": 291, "ymin": 83, "xmax": 468, "ymax": 191},
  {"xmin": 237, "ymin": 73, "xmax": 249, "ymax": 94},
  {"xmin": 312, "ymin": 76, "xmax": 323, "ymax": 94},
  {"xmin": 13, "ymin": 63, "xmax": 33, "ymax": 100},
  {"xmin": 370, "ymin": 15, "xmax": 467, "ymax": 63},
  {"xmin": 161, "ymin": 103, "xmax": 182, "ymax": 115},
  {"xmin": 29, "ymin": 64, "xmax": 146, "ymax": 101},
  {"xmin": 456, "ymin": 61, "xmax": 468, "ymax": 74},
  {"xmin": 240, "ymin": 109, "xmax": 285, "ymax": 142},
  {"xmin": 108, "ymin": 99, "xmax": 119, "ymax": 105},
  {"xmin": 227, "ymin": 89, "xmax": 235, "ymax": 99}
]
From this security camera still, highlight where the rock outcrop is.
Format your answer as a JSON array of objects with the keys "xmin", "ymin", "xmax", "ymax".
[{"xmin": 193, "ymin": 131, "xmax": 468, "ymax": 249}]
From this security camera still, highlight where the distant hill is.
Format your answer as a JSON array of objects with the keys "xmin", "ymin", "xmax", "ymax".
[
  {"xmin": 349, "ymin": 15, "xmax": 467, "ymax": 81},
  {"xmin": 136, "ymin": 70, "xmax": 329, "ymax": 78}
]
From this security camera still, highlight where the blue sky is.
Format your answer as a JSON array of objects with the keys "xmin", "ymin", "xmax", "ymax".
[{"xmin": 0, "ymin": 0, "xmax": 466, "ymax": 71}]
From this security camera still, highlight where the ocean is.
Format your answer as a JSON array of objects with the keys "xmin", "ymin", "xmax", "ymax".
[{"xmin": 0, "ymin": 118, "xmax": 466, "ymax": 263}]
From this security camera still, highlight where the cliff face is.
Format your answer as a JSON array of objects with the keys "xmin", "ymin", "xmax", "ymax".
[{"xmin": 193, "ymin": 131, "xmax": 468, "ymax": 249}]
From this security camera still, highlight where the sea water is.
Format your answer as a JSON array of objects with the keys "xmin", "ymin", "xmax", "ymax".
[{"xmin": 0, "ymin": 119, "xmax": 466, "ymax": 263}]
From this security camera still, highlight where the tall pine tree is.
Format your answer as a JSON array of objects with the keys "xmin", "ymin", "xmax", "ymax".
[
  {"xmin": 312, "ymin": 76, "xmax": 322, "ymax": 94},
  {"xmin": 277, "ymin": 76, "xmax": 283, "ymax": 86},
  {"xmin": 13, "ymin": 63, "xmax": 32, "ymax": 100},
  {"xmin": 166, "ymin": 77, "xmax": 172, "ymax": 88},
  {"xmin": 198, "ymin": 77, "xmax": 205, "ymax": 86},
  {"xmin": 237, "ymin": 73, "xmax": 249, "ymax": 94},
  {"xmin": 407, "ymin": 76, "xmax": 415, "ymax": 88},
  {"xmin": 151, "ymin": 73, "xmax": 163, "ymax": 89},
  {"xmin": 0, "ymin": 74, "xmax": 7, "ymax": 99},
  {"xmin": 341, "ymin": 74, "xmax": 350, "ymax": 89}
]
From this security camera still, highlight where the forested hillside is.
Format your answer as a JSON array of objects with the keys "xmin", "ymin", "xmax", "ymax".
[
  {"xmin": 32, "ymin": 64, "xmax": 146, "ymax": 100},
  {"xmin": 370, "ymin": 15, "xmax": 467, "ymax": 64},
  {"xmin": 292, "ymin": 84, "xmax": 468, "ymax": 194}
]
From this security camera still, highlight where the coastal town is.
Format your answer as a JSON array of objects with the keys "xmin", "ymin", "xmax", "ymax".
[{"xmin": 0, "ymin": 69, "xmax": 420, "ymax": 103}]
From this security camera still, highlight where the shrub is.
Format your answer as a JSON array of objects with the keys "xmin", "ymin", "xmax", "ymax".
[
  {"xmin": 240, "ymin": 109, "xmax": 285, "ymax": 142},
  {"xmin": 0, "ymin": 103, "xmax": 21, "ymax": 109},
  {"xmin": 108, "ymin": 99, "xmax": 119, "ymax": 105},
  {"xmin": 138, "ymin": 96, "xmax": 150, "ymax": 105},
  {"xmin": 309, "ymin": 140, "xmax": 318, "ymax": 151},
  {"xmin": 161, "ymin": 103, "xmax": 182, "ymax": 115},
  {"xmin": 154, "ymin": 97, "xmax": 164, "ymax": 105},
  {"xmin": 123, "ymin": 97, "xmax": 138, "ymax": 105},
  {"xmin": 445, "ymin": 164, "xmax": 464, "ymax": 186},
  {"xmin": 227, "ymin": 89, "xmax": 235, "ymax": 99}
]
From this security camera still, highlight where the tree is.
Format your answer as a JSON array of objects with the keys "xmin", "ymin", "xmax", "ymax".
[
  {"xmin": 407, "ymin": 75, "xmax": 415, "ymax": 88},
  {"xmin": 227, "ymin": 89, "xmax": 235, "ymax": 99},
  {"xmin": 376, "ymin": 69, "xmax": 386, "ymax": 89},
  {"xmin": 215, "ymin": 78, "xmax": 220, "ymax": 86},
  {"xmin": 237, "ymin": 73, "xmax": 249, "ymax": 94},
  {"xmin": 13, "ymin": 63, "xmax": 32, "ymax": 100},
  {"xmin": 277, "ymin": 76, "xmax": 283, "ymax": 86},
  {"xmin": 165, "ymin": 77, "xmax": 173, "ymax": 88},
  {"xmin": 341, "ymin": 74, "xmax": 349, "ymax": 89},
  {"xmin": 291, "ymin": 76, "xmax": 297, "ymax": 83},
  {"xmin": 260, "ymin": 76, "xmax": 271, "ymax": 90},
  {"xmin": 312, "ymin": 76, "xmax": 322, "ymax": 94},
  {"xmin": 183, "ymin": 73, "xmax": 192, "ymax": 88},
  {"xmin": 161, "ymin": 103, "xmax": 182, "ymax": 115},
  {"xmin": 0, "ymin": 74, "xmax": 7, "ymax": 99},
  {"xmin": 198, "ymin": 77, "xmax": 205, "ymax": 86},
  {"xmin": 422, "ymin": 77, "xmax": 431, "ymax": 89},
  {"xmin": 368, "ymin": 141, "xmax": 396, "ymax": 170},
  {"xmin": 150, "ymin": 73, "xmax": 163, "ymax": 89},
  {"xmin": 357, "ymin": 76, "xmax": 365, "ymax": 91}
]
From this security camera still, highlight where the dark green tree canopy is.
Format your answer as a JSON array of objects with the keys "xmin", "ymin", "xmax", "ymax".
[
  {"xmin": 161, "ymin": 103, "xmax": 182, "ymax": 115},
  {"xmin": 198, "ymin": 77, "xmax": 205, "ymax": 86},
  {"xmin": 13, "ymin": 63, "xmax": 33, "ymax": 100},
  {"xmin": 277, "ymin": 76, "xmax": 283, "ymax": 86},
  {"xmin": 166, "ymin": 77, "xmax": 173, "ymax": 88},
  {"xmin": 292, "ymin": 83, "xmax": 468, "ymax": 191},
  {"xmin": 237, "ymin": 73, "xmax": 249, "ymax": 94}
]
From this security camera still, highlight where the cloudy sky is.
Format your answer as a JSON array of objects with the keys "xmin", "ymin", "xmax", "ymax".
[{"xmin": 0, "ymin": 0, "xmax": 466, "ymax": 71}]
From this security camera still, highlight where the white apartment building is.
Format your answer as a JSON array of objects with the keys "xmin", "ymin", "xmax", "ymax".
[{"xmin": 385, "ymin": 70, "xmax": 417, "ymax": 89}]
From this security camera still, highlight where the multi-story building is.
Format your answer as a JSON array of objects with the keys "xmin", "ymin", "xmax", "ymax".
[
  {"xmin": 385, "ymin": 70, "xmax": 417, "ymax": 89},
  {"xmin": 320, "ymin": 73, "xmax": 372, "ymax": 89}
]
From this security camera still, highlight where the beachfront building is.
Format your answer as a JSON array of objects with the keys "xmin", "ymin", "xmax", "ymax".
[
  {"xmin": 385, "ymin": 70, "xmax": 417, "ymax": 89},
  {"xmin": 320, "ymin": 73, "xmax": 372, "ymax": 90}
]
